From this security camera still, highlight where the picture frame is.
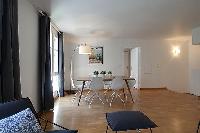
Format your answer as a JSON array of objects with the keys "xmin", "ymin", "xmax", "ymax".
[{"xmin": 89, "ymin": 47, "xmax": 103, "ymax": 64}]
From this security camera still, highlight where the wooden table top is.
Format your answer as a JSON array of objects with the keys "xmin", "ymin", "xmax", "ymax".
[{"xmin": 76, "ymin": 76, "xmax": 135, "ymax": 81}]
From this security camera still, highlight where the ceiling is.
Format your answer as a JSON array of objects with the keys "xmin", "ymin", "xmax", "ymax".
[{"xmin": 30, "ymin": 0, "xmax": 200, "ymax": 39}]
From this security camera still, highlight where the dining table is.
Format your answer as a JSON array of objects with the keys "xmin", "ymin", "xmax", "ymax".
[{"xmin": 76, "ymin": 76, "xmax": 135, "ymax": 106}]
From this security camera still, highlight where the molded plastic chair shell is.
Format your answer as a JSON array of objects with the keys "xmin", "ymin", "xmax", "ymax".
[
  {"xmin": 87, "ymin": 77, "xmax": 105, "ymax": 105},
  {"xmin": 89, "ymin": 77, "xmax": 104, "ymax": 90},
  {"xmin": 127, "ymin": 79, "xmax": 136, "ymax": 88},
  {"xmin": 111, "ymin": 76, "xmax": 125, "ymax": 90}
]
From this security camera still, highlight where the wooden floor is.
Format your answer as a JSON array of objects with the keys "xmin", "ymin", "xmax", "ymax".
[{"xmin": 43, "ymin": 89, "xmax": 200, "ymax": 133}]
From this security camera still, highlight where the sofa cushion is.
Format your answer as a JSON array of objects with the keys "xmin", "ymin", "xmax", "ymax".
[{"xmin": 0, "ymin": 108, "xmax": 43, "ymax": 133}]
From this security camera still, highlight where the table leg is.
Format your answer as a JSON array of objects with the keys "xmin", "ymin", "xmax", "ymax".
[
  {"xmin": 78, "ymin": 81, "xmax": 85, "ymax": 106},
  {"xmin": 125, "ymin": 79, "xmax": 134, "ymax": 103}
]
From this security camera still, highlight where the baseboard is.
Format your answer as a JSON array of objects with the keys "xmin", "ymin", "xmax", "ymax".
[
  {"xmin": 140, "ymin": 87, "xmax": 167, "ymax": 90},
  {"xmin": 64, "ymin": 90, "xmax": 77, "ymax": 94}
]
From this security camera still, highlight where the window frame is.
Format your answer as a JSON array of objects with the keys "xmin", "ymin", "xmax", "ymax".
[{"xmin": 50, "ymin": 25, "xmax": 59, "ymax": 76}]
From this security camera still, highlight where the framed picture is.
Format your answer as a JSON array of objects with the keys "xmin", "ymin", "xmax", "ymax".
[{"xmin": 89, "ymin": 47, "xmax": 103, "ymax": 64}]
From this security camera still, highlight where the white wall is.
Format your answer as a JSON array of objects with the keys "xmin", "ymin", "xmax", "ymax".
[
  {"xmin": 18, "ymin": 0, "xmax": 40, "ymax": 111},
  {"xmin": 64, "ymin": 37, "xmax": 189, "ymax": 92},
  {"xmin": 133, "ymin": 39, "xmax": 189, "ymax": 91},
  {"xmin": 189, "ymin": 27, "xmax": 200, "ymax": 96},
  {"xmin": 63, "ymin": 34, "xmax": 75, "ymax": 90}
]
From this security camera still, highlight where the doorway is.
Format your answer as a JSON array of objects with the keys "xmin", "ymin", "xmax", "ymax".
[
  {"xmin": 130, "ymin": 47, "xmax": 140, "ymax": 89},
  {"xmin": 124, "ymin": 49, "xmax": 131, "ymax": 77}
]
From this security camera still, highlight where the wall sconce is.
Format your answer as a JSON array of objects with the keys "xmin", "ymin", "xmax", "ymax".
[{"xmin": 173, "ymin": 47, "xmax": 181, "ymax": 57}]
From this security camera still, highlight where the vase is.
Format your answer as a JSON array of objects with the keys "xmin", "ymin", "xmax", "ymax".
[{"xmin": 94, "ymin": 75, "xmax": 98, "ymax": 77}]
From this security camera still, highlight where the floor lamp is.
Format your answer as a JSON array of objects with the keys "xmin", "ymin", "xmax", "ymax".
[{"xmin": 69, "ymin": 44, "xmax": 91, "ymax": 94}]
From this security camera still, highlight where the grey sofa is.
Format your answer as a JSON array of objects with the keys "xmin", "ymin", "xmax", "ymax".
[{"xmin": 0, "ymin": 97, "xmax": 78, "ymax": 133}]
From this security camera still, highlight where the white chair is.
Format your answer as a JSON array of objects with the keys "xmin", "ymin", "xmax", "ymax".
[
  {"xmin": 104, "ymin": 81, "xmax": 112, "ymax": 89},
  {"xmin": 71, "ymin": 80, "xmax": 83, "ymax": 102},
  {"xmin": 87, "ymin": 77, "xmax": 105, "ymax": 105},
  {"xmin": 103, "ymin": 81, "xmax": 112, "ymax": 98},
  {"xmin": 109, "ymin": 76, "xmax": 125, "ymax": 106},
  {"xmin": 72, "ymin": 80, "xmax": 90, "ymax": 102},
  {"xmin": 127, "ymin": 79, "xmax": 136, "ymax": 89}
]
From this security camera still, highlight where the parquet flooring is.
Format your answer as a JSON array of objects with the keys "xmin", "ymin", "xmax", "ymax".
[{"xmin": 42, "ymin": 89, "xmax": 200, "ymax": 133}]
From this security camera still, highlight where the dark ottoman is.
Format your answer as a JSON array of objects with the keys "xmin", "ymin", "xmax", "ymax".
[{"xmin": 106, "ymin": 111, "xmax": 157, "ymax": 133}]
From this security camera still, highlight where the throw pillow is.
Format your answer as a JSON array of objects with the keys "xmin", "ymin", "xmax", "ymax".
[
  {"xmin": 46, "ymin": 130, "xmax": 78, "ymax": 133},
  {"xmin": 0, "ymin": 108, "xmax": 43, "ymax": 133}
]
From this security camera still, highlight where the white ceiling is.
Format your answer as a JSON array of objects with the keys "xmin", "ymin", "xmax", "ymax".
[{"xmin": 30, "ymin": 0, "xmax": 200, "ymax": 39}]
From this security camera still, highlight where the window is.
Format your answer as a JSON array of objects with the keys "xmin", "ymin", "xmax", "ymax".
[
  {"xmin": 50, "ymin": 25, "xmax": 59, "ymax": 95},
  {"xmin": 50, "ymin": 25, "xmax": 59, "ymax": 75}
]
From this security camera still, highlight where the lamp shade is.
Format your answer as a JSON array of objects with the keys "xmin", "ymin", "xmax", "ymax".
[{"xmin": 79, "ymin": 45, "xmax": 91, "ymax": 54}]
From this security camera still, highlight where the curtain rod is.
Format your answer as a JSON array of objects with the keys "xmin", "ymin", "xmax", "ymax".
[
  {"xmin": 38, "ymin": 10, "xmax": 45, "ymax": 16},
  {"xmin": 39, "ymin": 11, "xmax": 61, "ymax": 34},
  {"xmin": 51, "ymin": 22, "xmax": 61, "ymax": 34},
  {"xmin": 29, "ymin": 1, "xmax": 62, "ymax": 34},
  {"xmin": 38, "ymin": 10, "xmax": 61, "ymax": 34}
]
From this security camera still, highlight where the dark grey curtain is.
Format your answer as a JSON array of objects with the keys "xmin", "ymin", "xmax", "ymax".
[
  {"xmin": 58, "ymin": 32, "xmax": 64, "ymax": 97},
  {"xmin": 39, "ymin": 13, "xmax": 54, "ymax": 111},
  {"xmin": 0, "ymin": 0, "xmax": 2, "ymax": 102},
  {"xmin": 0, "ymin": 0, "xmax": 21, "ymax": 102}
]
